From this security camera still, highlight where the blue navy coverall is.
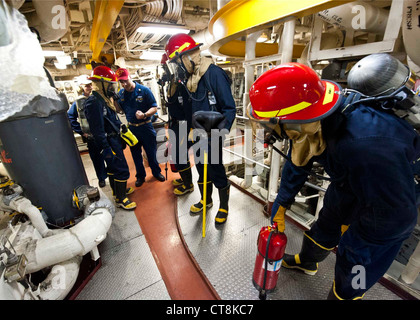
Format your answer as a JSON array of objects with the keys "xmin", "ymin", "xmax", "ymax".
[
  {"xmin": 67, "ymin": 101, "xmax": 107, "ymax": 182},
  {"xmin": 272, "ymin": 103, "xmax": 420, "ymax": 299},
  {"xmin": 191, "ymin": 64, "xmax": 236, "ymax": 189},
  {"xmin": 117, "ymin": 83, "xmax": 162, "ymax": 180},
  {"xmin": 166, "ymin": 82, "xmax": 192, "ymax": 171},
  {"xmin": 84, "ymin": 92, "xmax": 130, "ymax": 181}
]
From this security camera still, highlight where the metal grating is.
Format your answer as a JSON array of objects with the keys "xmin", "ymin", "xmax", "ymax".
[
  {"xmin": 177, "ymin": 171, "xmax": 402, "ymax": 300},
  {"xmin": 75, "ymin": 154, "xmax": 170, "ymax": 300}
]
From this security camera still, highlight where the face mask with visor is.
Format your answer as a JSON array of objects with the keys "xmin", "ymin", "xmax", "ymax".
[
  {"xmin": 246, "ymin": 102, "xmax": 286, "ymax": 144},
  {"xmin": 167, "ymin": 57, "xmax": 190, "ymax": 86}
]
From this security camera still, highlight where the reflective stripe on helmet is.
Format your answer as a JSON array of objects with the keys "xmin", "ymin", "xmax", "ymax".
[
  {"xmin": 168, "ymin": 42, "xmax": 192, "ymax": 59},
  {"xmin": 254, "ymin": 101, "xmax": 311, "ymax": 118},
  {"xmin": 91, "ymin": 74, "xmax": 113, "ymax": 82},
  {"xmin": 322, "ymin": 82, "xmax": 334, "ymax": 105}
]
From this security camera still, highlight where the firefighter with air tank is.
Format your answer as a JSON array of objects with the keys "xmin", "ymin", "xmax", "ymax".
[{"xmin": 248, "ymin": 53, "xmax": 420, "ymax": 299}]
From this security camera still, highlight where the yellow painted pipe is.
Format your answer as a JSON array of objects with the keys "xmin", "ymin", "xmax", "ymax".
[
  {"xmin": 218, "ymin": 39, "xmax": 306, "ymax": 59},
  {"xmin": 89, "ymin": 0, "xmax": 124, "ymax": 62},
  {"xmin": 208, "ymin": 0, "xmax": 352, "ymax": 57}
]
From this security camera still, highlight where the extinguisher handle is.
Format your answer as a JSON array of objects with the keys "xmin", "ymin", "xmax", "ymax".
[{"xmin": 271, "ymin": 222, "xmax": 279, "ymax": 233}]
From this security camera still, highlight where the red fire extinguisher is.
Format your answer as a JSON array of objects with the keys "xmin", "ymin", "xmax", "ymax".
[{"xmin": 252, "ymin": 222, "xmax": 287, "ymax": 300}]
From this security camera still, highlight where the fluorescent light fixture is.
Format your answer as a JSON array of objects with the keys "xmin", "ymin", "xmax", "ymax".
[
  {"xmin": 54, "ymin": 62, "xmax": 67, "ymax": 70},
  {"xmin": 43, "ymin": 50, "xmax": 65, "ymax": 57},
  {"xmin": 140, "ymin": 50, "xmax": 165, "ymax": 60},
  {"xmin": 56, "ymin": 55, "xmax": 72, "ymax": 65},
  {"xmin": 136, "ymin": 26, "xmax": 189, "ymax": 35}
]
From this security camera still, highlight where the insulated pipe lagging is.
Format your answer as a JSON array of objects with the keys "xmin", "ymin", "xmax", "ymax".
[
  {"xmin": 317, "ymin": 1, "xmax": 388, "ymax": 34},
  {"xmin": 0, "ymin": 190, "xmax": 51, "ymax": 238},
  {"xmin": 24, "ymin": 207, "xmax": 112, "ymax": 274},
  {"xmin": 38, "ymin": 256, "xmax": 81, "ymax": 300},
  {"xmin": 9, "ymin": 196, "xmax": 51, "ymax": 237}
]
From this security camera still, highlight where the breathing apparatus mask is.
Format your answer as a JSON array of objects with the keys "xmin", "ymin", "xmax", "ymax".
[
  {"xmin": 246, "ymin": 102, "xmax": 287, "ymax": 144},
  {"xmin": 159, "ymin": 62, "xmax": 173, "ymax": 86},
  {"xmin": 99, "ymin": 81, "xmax": 119, "ymax": 102},
  {"xmin": 167, "ymin": 54, "xmax": 191, "ymax": 86},
  {"xmin": 246, "ymin": 102, "xmax": 326, "ymax": 167}
]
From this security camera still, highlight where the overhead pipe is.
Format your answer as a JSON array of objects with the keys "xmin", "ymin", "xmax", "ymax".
[
  {"xmin": 29, "ymin": 0, "xmax": 71, "ymax": 43},
  {"xmin": 317, "ymin": 1, "xmax": 389, "ymax": 34},
  {"xmin": 192, "ymin": 0, "xmax": 233, "ymax": 52},
  {"xmin": 90, "ymin": 0, "xmax": 124, "ymax": 62},
  {"xmin": 402, "ymin": 0, "xmax": 420, "ymax": 67}
]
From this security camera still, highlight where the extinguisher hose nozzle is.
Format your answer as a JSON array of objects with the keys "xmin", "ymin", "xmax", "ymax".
[{"xmin": 261, "ymin": 232, "xmax": 274, "ymax": 296}]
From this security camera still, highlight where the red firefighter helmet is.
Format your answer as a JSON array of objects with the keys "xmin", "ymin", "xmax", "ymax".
[
  {"xmin": 161, "ymin": 53, "xmax": 168, "ymax": 65},
  {"xmin": 88, "ymin": 65, "xmax": 117, "ymax": 83},
  {"xmin": 165, "ymin": 33, "xmax": 202, "ymax": 61},
  {"xmin": 248, "ymin": 63, "xmax": 342, "ymax": 123}
]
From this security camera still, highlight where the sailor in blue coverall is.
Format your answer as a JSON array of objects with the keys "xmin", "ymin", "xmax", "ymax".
[
  {"xmin": 68, "ymin": 98, "xmax": 107, "ymax": 188},
  {"xmin": 164, "ymin": 79, "xmax": 195, "ymax": 195},
  {"xmin": 115, "ymin": 68, "xmax": 165, "ymax": 187},
  {"xmin": 187, "ymin": 63, "xmax": 236, "ymax": 224},
  {"xmin": 84, "ymin": 66, "xmax": 136, "ymax": 210},
  {"xmin": 248, "ymin": 57, "xmax": 420, "ymax": 300},
  {"xmin": 165, "ymin": 33, "xmax": 236, "ymax": 224},
  {"xmin": 252, "ymin": 58, "xmax": 420, "ymax": 300},
  {"xmin": 272, "ymin": 104, "xmax": 420, "ymax": 299}
]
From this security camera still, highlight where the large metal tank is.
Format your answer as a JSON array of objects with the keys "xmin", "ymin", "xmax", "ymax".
[{"xmin": 0, "ymin": 94, "xmax": 89, "ymax": 227}]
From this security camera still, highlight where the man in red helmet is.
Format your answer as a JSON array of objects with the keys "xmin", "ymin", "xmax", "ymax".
[
  {"xmin": 165, "ymin": 33, "xmax": 236, "ymax": 225},
  {"xmin": 115, "ymin": 68, "xmax": 165, "ymax": 187},
  {"xmin": 159, "ymin": 53, "xmax": 194, "ymax": 196},
  {"xmin": 248, "ymin": 58, "xmax": 420, "ymax": 299},
  {"xmin": 84, "ymin": 66, "xmax": 136, "ymax": 210}
]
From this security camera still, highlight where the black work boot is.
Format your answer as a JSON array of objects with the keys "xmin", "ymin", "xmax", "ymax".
[
  {"xmin": 190, "ymin": 181, "xmax": 212, "ymax": 214},
  {"xmin": 172, "ymin": 178, "xmax": 183, "ymax": 187},
  {"xmin": 135, "ymin": 177, "xmax": 145, "ymax": 187},
  {"xmin": 282, "ymin": 232, "xmax": 331, "ymax": 275},
  {"xmin": 115, "ymin": 180, "xmax": 137, "ymax": 210},
  {"xmin": 215, "ymin": 183, "xmax": 230, "ymax": 224},
  {"xmin": 109, "ymin": 175, "xmax": 133, "ymax": 198},
  {"xmin": 109, "ymin": 174, "xmax": 117, "ymax": 198},
  {"xmin": 174, "ymin": 167, "xmax": 194, "ymax": 196}
]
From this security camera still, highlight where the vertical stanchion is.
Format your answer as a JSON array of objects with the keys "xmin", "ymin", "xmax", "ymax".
[{"xmin": 202, "ymin": 151, "xmax": 208, "ymax": 238}]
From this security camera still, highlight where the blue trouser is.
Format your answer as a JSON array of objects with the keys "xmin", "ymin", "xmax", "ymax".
[
  {"xmin": 86, "ymin": 137, "xmax": 107, "ymax": 181},
  {"xmin": 194, "ymin": 135, "xmax": 228, "ymax": 189},
  {"xmin": 273, "ymin": 181, "xmax": 417, "ymax": 299},
  {"xmin": 169, "ymin": 121, "xmax": 191, "ymax": 172},
  {"xmin": 129, "ymin": 123, "xmax": 161, "ymax": 179},
  {"xmin": 105, "ymin": 135, "xmax": 130, "ymax": 181}
]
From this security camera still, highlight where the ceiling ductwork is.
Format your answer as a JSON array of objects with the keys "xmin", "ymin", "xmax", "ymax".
[{"xmin": 26, "ymin": 0, "xmax": 71, "ymax": 44}]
